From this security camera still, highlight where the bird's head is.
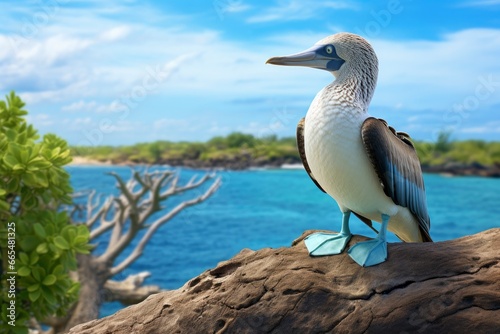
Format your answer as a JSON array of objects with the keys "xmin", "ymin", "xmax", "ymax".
[{"xmin": 266, "ymin": 32, "xmax": 378, "ymax": 80}]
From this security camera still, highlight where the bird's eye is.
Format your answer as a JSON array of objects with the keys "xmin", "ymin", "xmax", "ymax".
[{"xmin": 325, "ymin": 45, "xmax": 333, "ymax": 54}]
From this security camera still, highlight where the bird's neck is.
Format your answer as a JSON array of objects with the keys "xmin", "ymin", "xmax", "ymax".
[{"xmin": 330, "ymin": 65, "xmax": 377, "ymax": 112}]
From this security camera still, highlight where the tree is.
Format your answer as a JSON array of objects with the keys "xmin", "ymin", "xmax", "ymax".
[
  {"xmin": 0, "ymin": 92, "xmax": 91, "ymax": 333},
  {"xmin": 46, "ymin": 168, "xmax": 221, "ymax": 332},
  {"xmin": 226, "ymin": 132, "xmax": 256, "ymax": 148},
  {"xmin": 434, "ymin": 130, "xmax": 453, "ymax": 154},
  {"xmin": 147, "ymin": 142, "xmax": 163, "ymax": 163}
]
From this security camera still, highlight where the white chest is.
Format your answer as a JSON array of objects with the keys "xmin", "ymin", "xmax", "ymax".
[{"xmin": 303, "ymin": 88, "xmax": 396, "ymax": 217}]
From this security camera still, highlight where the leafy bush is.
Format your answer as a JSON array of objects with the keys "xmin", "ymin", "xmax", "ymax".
[{"xmin": 0, "ymin": 92, "xmax": 90, "ymax": 333}]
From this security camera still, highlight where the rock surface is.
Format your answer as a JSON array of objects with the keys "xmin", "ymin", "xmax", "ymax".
[{"xmin": 70, "ymin": 229, "xmax": 500, "ymax": 334}]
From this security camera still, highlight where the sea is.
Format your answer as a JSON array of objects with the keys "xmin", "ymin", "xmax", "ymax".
[{"xmin": 66, "ymin": 165, "xmax": 500, "ymax": 317}]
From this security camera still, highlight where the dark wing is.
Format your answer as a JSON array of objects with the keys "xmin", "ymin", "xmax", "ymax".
[
  {"xmin": 297, "ymin": 118, "xmax": 378, "ymax": 234},
  {"xmin": 361, "ymin": 117, "xmax": 432, "ymax": 242},
  {"xmin": 296, "ymin": 117, "xmax": 325, "ymax": 193}
]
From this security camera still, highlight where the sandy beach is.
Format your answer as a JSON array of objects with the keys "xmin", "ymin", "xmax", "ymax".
[{"xmin": 70, "ymin": 156, "xmax": 113, "ymax": 166}]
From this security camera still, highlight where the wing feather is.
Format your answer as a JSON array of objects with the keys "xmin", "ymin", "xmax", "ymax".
[
  {"xmin": 296, "ymin": 118, "xmax": 325, "ymax": 193},
  {"xmin": 361, "ymin": 117, "xmax": 432, "ymax": 242}
]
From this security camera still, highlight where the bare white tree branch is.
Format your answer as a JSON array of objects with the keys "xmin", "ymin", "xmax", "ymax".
[
  {"xmin": 109, "ymin": 176, "xmax": 221, "ymax": 276},
  {"xmin": 71, "ymin": 168, "xmax": 220, "ymax": 272},
  {"xmin": 87, "ymin": 196, "xmax": 115, "ymax": 239}
]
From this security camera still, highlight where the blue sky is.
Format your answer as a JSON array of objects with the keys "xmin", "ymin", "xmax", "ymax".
[{"xmin": 1, "ymin": 0, "xmax": 500, "ymax": 146}]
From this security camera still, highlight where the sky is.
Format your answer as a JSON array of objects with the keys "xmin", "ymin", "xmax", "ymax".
[{"xmin": 1, "ymin": 0, "xmax": 500, "ymax": 146}]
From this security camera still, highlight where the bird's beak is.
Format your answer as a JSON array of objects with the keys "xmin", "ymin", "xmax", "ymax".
[
  {"xmin": 266, "ymin": 45, "xmax": 345, "ymax": 72},
  {"xmin": 266, "ymin": 47, "xmax": 322, "ymax": 68}
]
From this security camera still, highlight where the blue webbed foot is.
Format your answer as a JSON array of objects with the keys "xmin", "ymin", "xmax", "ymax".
[
  {"xmin": 347, "ymin": 213, "xmax": 390, "ymax": 267},
  {"xmin": 347, "ymin": 238, "xmax": 387, "ymax": 267},
  {"xmin": 304, "ymin": 211, "xmax": 352, "ymax": 256},
  {"xmin": 305, "ymin": 232, "xmax": 352, "ymax": 256}
]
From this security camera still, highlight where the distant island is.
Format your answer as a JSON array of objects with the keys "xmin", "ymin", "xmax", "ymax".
[{"xmin": 71, "ymin": 132, "xmax": 500, "ymax": 177}]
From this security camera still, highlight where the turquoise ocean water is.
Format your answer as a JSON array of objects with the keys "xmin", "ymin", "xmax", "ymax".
[{"xmin": 66, "ymin": 166, "xmax": 500, "ymax": 317}]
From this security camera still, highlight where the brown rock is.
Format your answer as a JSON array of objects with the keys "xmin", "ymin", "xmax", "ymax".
[{"xmin": 70, "ymin": 229, "xmax": 500, "ymax": 334}]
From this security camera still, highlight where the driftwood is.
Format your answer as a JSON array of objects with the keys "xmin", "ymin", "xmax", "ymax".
[
  {"xmin": 103, "ymin": 272, "xmax": 161, "ymax": 305},
  {"xmin": 70, "ymin": 228, "xmax": 500, "ymax": 334}
]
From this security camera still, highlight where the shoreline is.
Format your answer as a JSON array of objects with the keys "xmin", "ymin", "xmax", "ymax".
[
  {"xmin": 69, "ymin": 156, "xmax": 500, "ymax": 177},
  {"xmin": 70, "ymin": 156, "xmax": 113, "ymax": 166}
]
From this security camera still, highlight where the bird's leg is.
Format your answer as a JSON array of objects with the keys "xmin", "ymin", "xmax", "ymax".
[
  {"xmin": 304, "ymin": 211, "xmax": 352, "ymax": 256},
  {"xmin": 347, "ymin": 214, "xmax": 389, "ymax": 267}
]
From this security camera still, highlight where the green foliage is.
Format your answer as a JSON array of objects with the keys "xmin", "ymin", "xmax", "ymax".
[
  {"xmin": 72, "ymin": 129, "xmax": 499, "ymax": 169},
  {"xmin": 0, "ymin": 92, "xmax": 91, "ymax": 332},
  {"xmin": 225, "ymin": 132, "xmax": 256, "ymax": 148},
  {"xmin": 434, "ymin": 130, "xmax": 453, "ymax": 153},
  {"xmin": 72, "ymin": 132, "xmax": 302, "ymax": 166},
  {"xmin": 414, "ymin": 139, "xmax": 500, "ymax": 167}
]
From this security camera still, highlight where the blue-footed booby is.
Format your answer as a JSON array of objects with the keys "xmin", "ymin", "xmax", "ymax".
[{"xmin": 266, "ymin": 33, "xmax": 432, "ymax": 267}]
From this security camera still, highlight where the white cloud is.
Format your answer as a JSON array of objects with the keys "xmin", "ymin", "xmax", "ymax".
[
  {"xmin": 26, "ymin": 113, "xmax": 54, "ymax": 127},
  {"xmin": 226, "ymin": 4, "xmax": 251, "ymax": 13},
  {"xmin": 73, "ymin": 117, "xmax": 93, "ymax": 126},
  {"xmin": 247, "ymin": 0, "xmax": 357, "ymax": 23},
  {"xmin": 205, "ymin": 121, "xmax": 229, "ymax": 134},
  {"xmin": 153, "ymin": 118, "xmax": 190, "ymax": 130},
  {"xmin": 110, "ymin": 120, "xmax": 137, "ymax": 132},
  {"xmin": 99, "ymin": 26, "xmax": 131, "ymax": 42},
  {"xmin": 221, "ymin": 1, "xmax": 252, "ymax": 13},
  {"xmin": 0, "ymin": 19, "xmax": 196, "ymax": 103},
  {"xmin": 62, "ymin": 100, "xmax": 97, "ymax": 112},
  {"xmin": 370, "ymin": 28, "xmax": 500, "ymax": 110},
  {"xmin": 61, "ymin": 100, "xmax": 127, "ymax": 113},
  {"xmin": 461, "ymin": 121, "xmax": 500, "ymax": 134},
  {"xmin": 234, "ymin": 119, "xmax": 295, "ymax": 138}
]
